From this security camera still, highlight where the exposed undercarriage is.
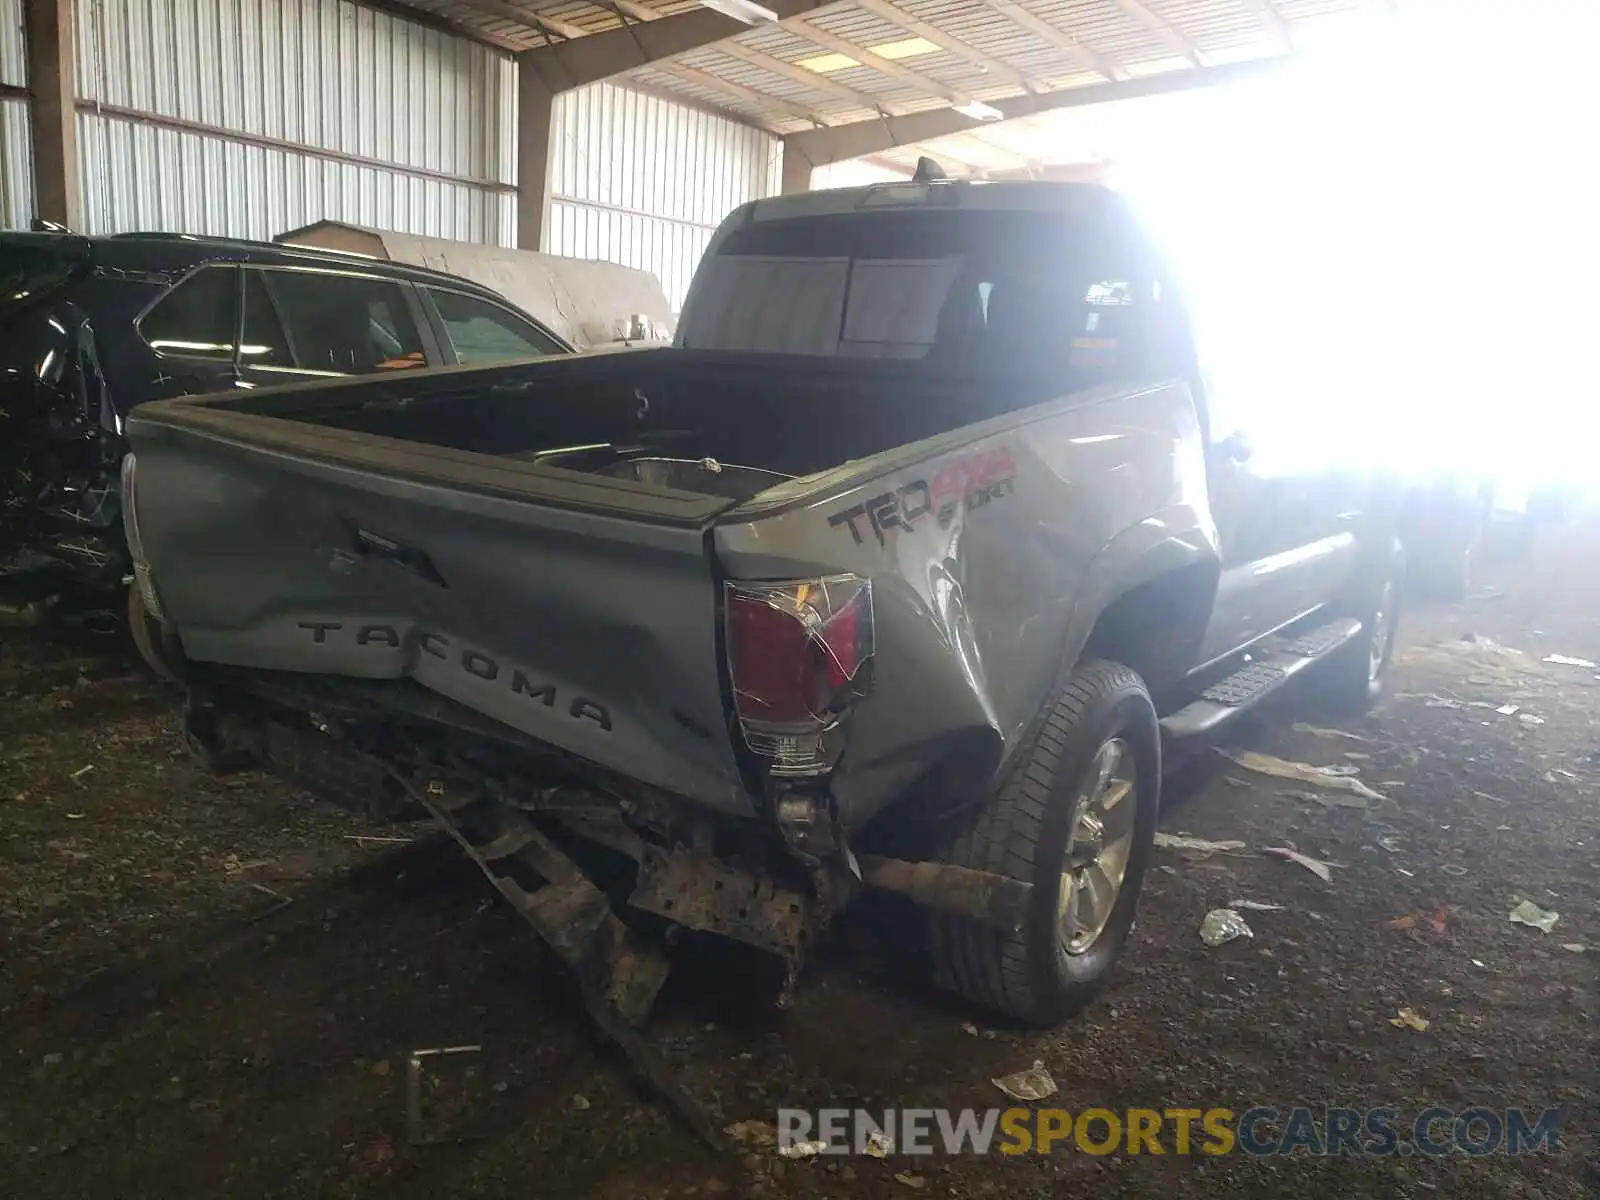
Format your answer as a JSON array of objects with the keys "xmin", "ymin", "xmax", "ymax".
[{"xmin": 180, "ymin": 671, "xmax": 1032, "ymax": 1147}]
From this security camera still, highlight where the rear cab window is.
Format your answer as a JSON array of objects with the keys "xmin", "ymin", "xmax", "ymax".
[{"xmin": 679, "ymin": 203, "xmax": 1190, "ymax": 388}]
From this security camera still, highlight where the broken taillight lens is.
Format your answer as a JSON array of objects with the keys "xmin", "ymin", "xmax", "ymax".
[{"xmin": 725, "ymin": 575, "xmax": 873, "ymax": 776}]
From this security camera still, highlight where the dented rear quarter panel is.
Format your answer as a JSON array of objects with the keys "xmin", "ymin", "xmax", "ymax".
[{"xmin": 714, "ymin": 380, "xmax": 1217, "ymax": 831}]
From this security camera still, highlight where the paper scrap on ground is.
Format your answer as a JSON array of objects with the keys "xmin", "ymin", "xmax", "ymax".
[
  {"xmin": 1153, "ymin": 832, "xmax": 1248, "ymax": 854},
  {"xmin": 1389, "ymin": 1007, "xmax": 1430, "ymax": 1032},
  {"xmin": 992, "ymin": 1060, "xmax": 1058, "ymax": 1102},
  {"xmin": 1509, "ymin": 899, "xmax": 1559, "ymax": 933},
  {"xmin": 1263, "ymin": 846, "xmax": 1337, "ymax": 883},
  {"xmin": 1292, "ymin": 723, "xmax": 1368, "ymax": 741},
  {"xmin": 1225, "ymin": 750, "xmax": 1386, "ymax": 800},
  {"xmin": 1200, "ymin": 908, "xmax": 1253, "ymax": 946},
  {"xmin": 1227, "ymin": 899, "xmax": 1286, "ymax": 912},
  {"xmin": 1543, "ymin": 653, "xmax": 1598, "ymax": 668},
  {"xmin": 779, "ymin": 1140, "xmax": 828, "ymax": 1160}
]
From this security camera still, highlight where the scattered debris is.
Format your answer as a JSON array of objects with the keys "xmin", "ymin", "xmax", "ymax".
[
  {"xmin": 725, "ymin": 1120, "xmax": 777, "ymax": 1149},
  {"xmin": 865, "ymin": 1129, "xmax": 893, "ymax": 1158},
  {"xmin": 894, "ymin": 1173, "xmax": 928, "ymax": 1190},
  {"xmin": 1200, "ymin": 909, "xmax": 1254, "ymax": 946},
  {"xmin": 1225, "ymin": 750, "xmax": 1385, "ymax": 800},
  {"xmin": 1377, "ymin": 836, "xmax": 1405, "ymax": 853},
  {"xmin": 1282, "ymin": 789, "xmax": 1369, "ymax": 810},
  {"xmin": 1543, "ymin": 653, "xmax": 1598, "ymax": 668},
  {"xmin": 1471, "ymin": 959, "xmax": 1486, "ymax": 969},
  {"xmin": 1425, "ymin": 906, "xmax": 1448, "ymax": 935},
  {"xmin": 1292, "ymin": 723, "xmax": 1368, "ymax": 741},
  {"xmin": 405, "ymin": 1045, "xmax": 484, "ymax": 1145},
  {"xmin": 1441, "ymin": 864, "xmax": 1468, "ymax": 877},
  {"xmin": 65, "ymin": 812, "xmax": 85, "ymax": 820},
  {"xmin": 244, "ymin": 882, "xmax": 294, "ymax": 922},
  {"xmin": 571, "ymin": 1094, "xmax": 592, "ymax": 1113},
  {"xmin": 69, "ymin": 764, "xmax": 95, "ymax": 782},
  {"xmin": 992, "ymin": 1060, "xmax": 1058, "ymax": 1102},
  {"xmin": 1509, "ymin": 900, "xmax": 1559, "ymax": 933},
  {"xmin": 779, "ymin": 1139, "xmax": 828, "ymax": 1160},
  {"xmin": 1495, "ymin": 704, "xmax": 1521, "ymax": 716},
  {"xmin": 959, "ymin": 1021, "xmax": 979, "ymax": 1036},
  {"xmin": 1389, "ymin": 1007, "xmax": 1430, "ymax": 1033},
  {"xmin": 1518, "ymin": 713, "xmax": 1546, "ymax": 727},
  {"xmin": 1226, "ymin": 899, "xmax": 1287, "ymax": 913},
  {"xmin": 1263, "ymin": 846, "xmax": 1337, "ymax": 883},
  {"xmin": 1153, "ymin": 833, "xmax": 1248, "ymax": 854},
  {"xmin": 1560, "ymin": 944, "xmax": 1586, "ymax": 954},
  {"xmin": 1386, "ymin": 915, "xmax": 1416, "ymax": 932},
  {"xmin": 1424, "ymin": 696, "xmax": 1465, "ymax": 709}
]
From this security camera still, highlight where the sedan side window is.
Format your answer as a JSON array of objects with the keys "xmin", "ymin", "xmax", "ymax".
[
  {"xmin": 247, "ymin": 270, "xmax": 428, "ymax": 375},
  {"xmin": 139, "ymin": 266, "xmax": 238, "ymax": 361},
  {"xmin": 423, "ymin": 288, "xmax": 565, "ymax": 366}
]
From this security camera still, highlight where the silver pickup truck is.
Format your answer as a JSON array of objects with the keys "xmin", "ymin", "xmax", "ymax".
[{"xmin": 123, "ymin": 179, "xmax": 1402, "ymax": 1030}]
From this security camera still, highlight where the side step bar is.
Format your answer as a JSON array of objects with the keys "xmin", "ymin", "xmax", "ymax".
[{"xmin": 1160, "ymin": 617, "xmax": 1363, "ymax": 739}]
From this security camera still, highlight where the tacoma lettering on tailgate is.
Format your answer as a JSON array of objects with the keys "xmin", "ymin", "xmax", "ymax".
[
  {"xmin": 828, "ymin": 444, "xmax": 1017, "ymax": 546},
  {"xmin": 297, "ymin": 621, "xmax": 613, "ymax": 731}
]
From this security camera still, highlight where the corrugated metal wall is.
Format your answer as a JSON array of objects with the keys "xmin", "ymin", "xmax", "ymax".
[
  {"xmin": 72, "ymin": 0, "xmax": 515, "ymax": 242},
  {"xmin": 1, "ymin": 0, "xmax": 32, "ymax": 228},
  {"xmin": 548, "ymin": 82, "xmax": 781, "ymax": 309}
]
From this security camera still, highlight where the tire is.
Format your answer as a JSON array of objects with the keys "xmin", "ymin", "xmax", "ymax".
[
  {"xmin": 929, "ymin": 659, "xmax": 1160, "ymax": 1027},
  {"xmin": 1320, "ymin": 537, "xmax": 1404, "ymax": 714}
]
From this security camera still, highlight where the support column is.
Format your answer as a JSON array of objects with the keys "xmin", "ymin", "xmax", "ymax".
[
  {"xmin": 23, "ymin": 0, "xmax": 80, "ymax": 229},
  {"xmin": 515, "ymin": 64, "xmax": 555, "ymax": 251},
  {"xmin": 780, "ymin": 142, "xmax": 813, "ymax": 195}
]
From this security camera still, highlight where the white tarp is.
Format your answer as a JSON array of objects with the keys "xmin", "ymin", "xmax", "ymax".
[{"xmin": 274, "ymin": 221, "xmax": 674, "ymax": 351}]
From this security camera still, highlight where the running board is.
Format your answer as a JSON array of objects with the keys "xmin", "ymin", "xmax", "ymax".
[{"xmin": 1160, "ymin": 617, "xmax": 1363, "ymax": 739}]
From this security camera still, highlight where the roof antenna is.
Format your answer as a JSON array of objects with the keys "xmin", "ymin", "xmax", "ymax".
[{"xmin": 912, "ymin": 156, "xmax": 948, "ymax": 183}]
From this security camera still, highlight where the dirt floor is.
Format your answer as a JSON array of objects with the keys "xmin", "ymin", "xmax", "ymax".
[{"xmin": 3, "ymin": 528, "xmax": 1597, "ymax": 1199}]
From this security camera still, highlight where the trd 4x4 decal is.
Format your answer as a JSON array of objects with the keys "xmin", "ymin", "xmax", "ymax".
[{"xmin": 828, "ymin": 445, "xmax": 1017, "ymax": 546}]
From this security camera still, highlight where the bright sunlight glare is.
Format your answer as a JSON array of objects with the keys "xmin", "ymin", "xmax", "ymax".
[{"xmin": 1111, "ymin": 2, "xmax": 1600, "ymax": 499}]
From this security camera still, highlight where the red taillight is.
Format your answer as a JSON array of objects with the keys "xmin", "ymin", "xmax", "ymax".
[{"xmin": 725, "ymin": 576, "xmax": 873, "ymax": 776}]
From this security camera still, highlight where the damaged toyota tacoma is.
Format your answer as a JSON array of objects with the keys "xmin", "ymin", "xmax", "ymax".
[{"xmin": 122, "ymin": 179, "xmax": 1403, "ymax": 1038}]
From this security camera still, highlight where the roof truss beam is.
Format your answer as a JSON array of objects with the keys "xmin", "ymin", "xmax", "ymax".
[
  {"xmin": 788, "ymin": 16, "xmax": 978, "ymax": 108},
  {"xmin": 1108, "ymin": 0, "xmax": 1207, "ymax": 65},
  {"xmin": 785, "ymin": 55, "xmax": 1286, "ymax": 168},
  {"xmin": 848, "ymin": 0, "xmax": 1043, "ymax": 93},
  {"xmin": 1237, "ymin": 0, "xmax": 1293, "ymax": 51},
  {"xmin": 969, "ymin": 0, "xmax": 1125, "ymax": 81},
  {"xmin": 520, "ymin": 0, "xmax": 841, "ymax": 91},
  {"xmin": 655, "ymin": 60, "xmax": 828, "ymax": 128},
  {"xmin": 713, "ymin": 38, "xmax": 900, "ymax": 113}
]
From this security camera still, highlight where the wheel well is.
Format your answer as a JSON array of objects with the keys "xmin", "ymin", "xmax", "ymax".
[{"xmin": 1082, "ymin": 561, "xmax": 1217, "ymax": 705}]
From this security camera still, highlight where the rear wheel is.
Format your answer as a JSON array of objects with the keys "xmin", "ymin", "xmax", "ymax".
[
  {"xmin": 1320, "ymin": 538, "xmax": 1403, "ymax": 714},
  {"xmin": 930, "ymin": 660, "xmax": 1159, "ymax": 1026}
]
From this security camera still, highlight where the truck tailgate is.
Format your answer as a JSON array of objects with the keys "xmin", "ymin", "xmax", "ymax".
[{"xmin": 126, "ymin": 403, "xmax": 750, "ymax": 815}]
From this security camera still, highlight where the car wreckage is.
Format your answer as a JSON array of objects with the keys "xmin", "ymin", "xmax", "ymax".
[{"xmin": 119, "ymin": 176, "xmax": 1405, "ymax": 1140}]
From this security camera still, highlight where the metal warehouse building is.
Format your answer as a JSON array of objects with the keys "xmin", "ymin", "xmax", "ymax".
[{"xmin": 1, "ymin": 0, "xmax": 1355, "ymax": 306}]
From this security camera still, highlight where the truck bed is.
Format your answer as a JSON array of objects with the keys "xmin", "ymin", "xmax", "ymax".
[
  {"xmin": 206, "ymin": 347, "xmax": 1054, "ymax": 505},
  {"xmin": 125, "ymin": 348, "xmax": 1071, "ymax": 819}
]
